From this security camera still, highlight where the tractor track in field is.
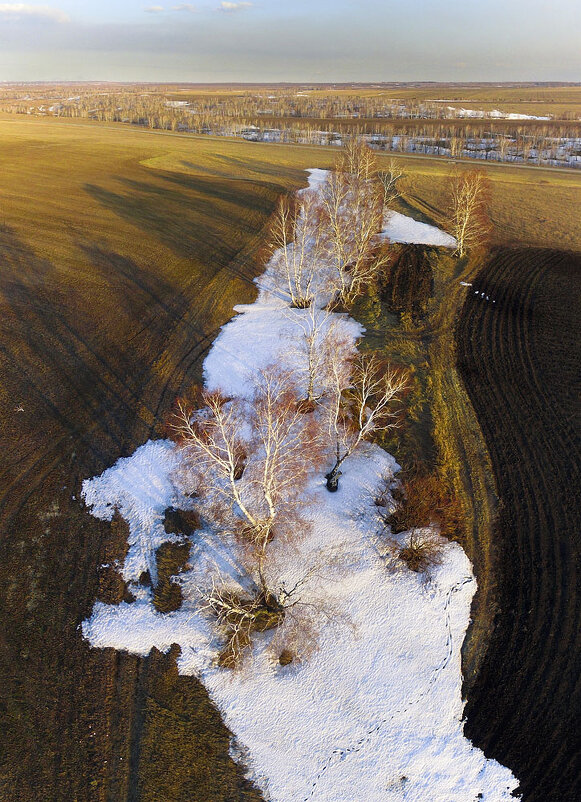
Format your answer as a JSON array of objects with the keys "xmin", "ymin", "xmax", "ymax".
[
  {"xmin": 457, "ymin": 247, "xmax": 581, "ymax": 802},
  {"xmin": 0, "ymin": 218, "xmax": 268, "ymax": 801}
]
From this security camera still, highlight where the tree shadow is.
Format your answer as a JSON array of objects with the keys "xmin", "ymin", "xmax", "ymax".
[
  {"xmin": 84, "ymin": 170, "xmax": 280, "ymax": 268},
  {"xmin": 209, "ymin": 153, "xmax": 308, "ymax": 185},
  {"xmin": 0, "ymin": 224, "xmax": 265, "ymax": 802},
  {"xmin": 0, "ymin": 226, "xmax": 141, "ymax": 469}
]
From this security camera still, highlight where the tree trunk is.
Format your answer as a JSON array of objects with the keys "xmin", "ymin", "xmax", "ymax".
[{"xmin": 325, "ymin": 465, "xmax": 343, "ymax": 492}]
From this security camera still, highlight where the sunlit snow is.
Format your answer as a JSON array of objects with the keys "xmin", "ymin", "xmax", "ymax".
[
  {"xmin": 382, "ymin": 211, "xmax": 457, "ymax": 247},
  {"xmin": 81, "ymin": 167, "xmax": 518, "ymax": 801}
]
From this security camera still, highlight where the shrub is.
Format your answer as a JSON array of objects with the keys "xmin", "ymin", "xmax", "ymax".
[
  {"xmin": 209, "ymin": 589, "xmax": 285, "ymax": 669},
  {"xmin": 397, "ymin": 529, "xmax": 445, "ymax": 573},
  {"xmin": 386, "ymin": 472, "xmax": 466, "ymax": 543},
  {"xmin": 278, "ymin": 649, "xmax": 294, "ymax": 666}
]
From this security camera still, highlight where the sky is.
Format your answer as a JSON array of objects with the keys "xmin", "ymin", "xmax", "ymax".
[{"xmin": 0, "ymin": 1, "xmax": 579, "ymax": 83}]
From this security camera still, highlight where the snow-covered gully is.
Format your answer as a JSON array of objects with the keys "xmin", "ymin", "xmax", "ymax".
[{"xmin": 81, "ymin": 168, "xmax": 520, "ymax": 801}]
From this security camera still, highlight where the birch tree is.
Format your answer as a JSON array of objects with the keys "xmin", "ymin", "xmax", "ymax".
[
  {"xmin": 268, "ymin": 190, "xmax": 322, "ymax": 307},
  {"xmin": 379, "ymin": 159, "xmax": 406, "ymax": 207},
  {"xmin": 285, "ymin": 306, "xmax": 357, "ymax": 404},
  {"xmin": 172, "ymin": 369, "xmax": 321, "ymax": 596},
  {"xmin": 319, "ymin": 170, "xmax": 388, "ymax": 307},
  {"xmin": 448, "ymin": 169, "xmax": 492, "ymax": 258},
  {"xmin": 324, "ymin": 353, "xmax": 408, "ymax": 491},
  {"xmin": 497, "ymin": 135, "xmax": 511, "ymax": 162},
  {"xmin": 337, "ymin": 138, "xmax": 378, "ymax": 181}
]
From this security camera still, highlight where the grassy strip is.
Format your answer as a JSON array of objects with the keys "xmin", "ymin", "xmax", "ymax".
[
  {"xmin": 427, "ymin": 253, "xmax": 500, "ymax": 685},
  {"xmin": 355, "ymin": 194, "xmax": 501, "ymax": 685}
]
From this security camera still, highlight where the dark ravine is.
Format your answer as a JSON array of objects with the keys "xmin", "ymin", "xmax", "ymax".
[{"xmin": 456, "ymin": 247, "xmax": 581, "ymax": 802}]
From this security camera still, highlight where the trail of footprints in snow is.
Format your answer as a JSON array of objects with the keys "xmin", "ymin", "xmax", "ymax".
[{"xmin": 303, "ymin": 576, "xmax": 475, "ymax": 800}]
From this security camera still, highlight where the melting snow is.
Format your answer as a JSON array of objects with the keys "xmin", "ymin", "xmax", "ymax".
[
  {"xmin": 382, "ymin": 211, "xmax": 457, "ymax": 248},
  {"xmin": 81, "ymin": 167, "xmax": 518, "ymax": 801}
]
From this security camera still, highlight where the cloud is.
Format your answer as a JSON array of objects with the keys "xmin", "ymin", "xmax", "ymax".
[
  {"xmin": 0, "ymin": 3, "xmax": 69, "ymax": 22},
  {"xmin": 145, "ymin": 4, "xmax": 198, "ymax": 13},
  {"xmin": 218, "ymin": 2, "xmax": 253, "ymax": 12}
]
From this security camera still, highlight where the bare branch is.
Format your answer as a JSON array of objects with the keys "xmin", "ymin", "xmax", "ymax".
[
  {"xmin": 324, "ymin": 352, "xmax": 408, "ymax": 491},
  {"xmin": 378, "ymin": 159, "xmax": 405, "ymax": 207},
  {"xmin": 173, "ymin": 367, "xmax": 323, "ymax": 596},
  {"xmin": 447, "ymin": 169, "xmax": 492, "ymax": 258},
  {"xmin": 268, "ymin": 190, "xmax": 323, "ymax": 308}
]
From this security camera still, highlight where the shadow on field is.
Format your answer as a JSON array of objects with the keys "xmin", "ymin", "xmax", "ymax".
[
  {"xmin": 176, "ymin": 158, "xmax": 308, "ymax": 187},
  {"xmin": 84, "ymin": 171, "xmax": 278, "ymax": 267},
  {"xmin": 210, "ymin": 155, "xmax": 308, "ymax": 184},
  {"xmin": 0, "ymin": 225, "xmax": 264, "ymax": 801}
]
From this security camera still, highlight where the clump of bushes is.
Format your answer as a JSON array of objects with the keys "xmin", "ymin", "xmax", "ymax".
[
  {"xmin": 396, "ymin": 529, "xmax": 445, "ymax": 573},
  {"xmin": 206, "ymin": 589, "xmax": 285, "ymax": 669},
  {"xmin": 380, "ymin": 471, "xmax": 467, "ymax": 575},
  {"xmin": 386, "ymin": 472, "xmax": 466, "ymax": 543},
  {"xmin": 278, "ymin": 649, "xmax": 295, "ymax": 666}
]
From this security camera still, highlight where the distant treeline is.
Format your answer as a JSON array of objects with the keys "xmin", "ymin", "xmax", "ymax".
[{"xmin": 1, "ymin": 85, "xmax": 580, "ymax": 168}]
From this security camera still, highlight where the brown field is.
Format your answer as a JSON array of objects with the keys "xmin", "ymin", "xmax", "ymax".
[
  {"xmin": 165, "ymin": 83, "xmax": 581, "ymax": 118},
  {"xmin": 457, "ymin": 248, "xmax": 581, "ymax": 801},
  {"xmin": 0, "ymin": 114, "xmax": 579, "ymax": 801},
  {"xmin": 0, "ymin": 118, "xmax": 328, "ymax": 802}
]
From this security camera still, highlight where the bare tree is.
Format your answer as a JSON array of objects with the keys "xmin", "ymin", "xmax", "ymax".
[
  {"xmin": 172, "ymin": 369, "xmax": 321, "ymax": 595},
  {"xmin": 319, "ymin": 170, "xmax": 388, "ymax": 306},
  {"xmin": 497, "ymin": 135, "xmax": 511, "ymax": 162},
  {"xmin": 520, "ymin": 135, "xmax": 532, "ymax": 164},
  {"xmin": 447, "ymin": 169, "xmax": 492, "ymax": 258},
  {"xmin": 337, "ymin": 137, "xmax": 378, "ymax": 180},
  {"xmin": 324, "ymin": 353, "xmax": 408, "ymax": 491},
  {"xmin": 199, "ymin": 543, "xmax": 352, "ymax": 667},
  {"xmin": 198, "ymin": 574, "xmax": 284, "ymax": 667},
  {"xmin": 535, "ymin": 135, "xmax": 546, "ymax": 166},
  {"xmin": 284, "ymin": 306, "xmax": 357, "ymax": 404},
  {"xmin": 449, "ymin": 135, "xmax": 465, "ymax": 159},
  {"xmin": 268, "ymin": 190, "xmax": 322, "ymax": 308},
  {"xmin": 378, "ymin": 158, "xmax": 406, "ymax": 207}
]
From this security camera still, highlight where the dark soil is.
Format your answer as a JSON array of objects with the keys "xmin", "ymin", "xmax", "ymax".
[
  {"xmin": 457, "ymin": 247, "xmax": 581, "ymax": 801},
  {"xmin": 0, "ymin": 194, "xmax": 276, "ymax": 798}
]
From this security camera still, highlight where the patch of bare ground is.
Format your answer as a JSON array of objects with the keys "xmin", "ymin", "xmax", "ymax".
[{"xmin": 457, "ymin": 247, "xmax": 581, "ymax": 801}]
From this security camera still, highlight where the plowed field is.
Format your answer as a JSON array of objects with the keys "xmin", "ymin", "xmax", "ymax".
[{"xmin": 457, "ymin": 247, "xmax": 581, "ymax": 801}]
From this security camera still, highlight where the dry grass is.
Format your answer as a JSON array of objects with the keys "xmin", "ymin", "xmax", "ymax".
[
  {"xmin": 373, "ymin": 152, "xmax": 581, "ymax": 252},
  {"xmin": 301, "ymin": 84, "xmax": 581, "ymax": 117},
  {"xmin": 386, "ymin": 473, "xmax": 466, "ymax": 543},
  {"xmin": 396, "ymin": 530, "xmax": 446, "ymax": 574}
]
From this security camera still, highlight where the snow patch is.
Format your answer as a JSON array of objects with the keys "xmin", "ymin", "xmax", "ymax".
[
  {"xmin": 382, "ymin": 211, "xmax": 457, "ymax": 247},
  {"xmin": 81, "ymin": 167, "xmax": 519, "ymax": 801},
  {"xmin": 82, "ymin": 440, "xmax": 182, "ymax": 584}
]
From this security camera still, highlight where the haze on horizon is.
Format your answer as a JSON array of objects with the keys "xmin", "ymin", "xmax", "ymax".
[{"xmin": 0, "ymin": 0, "xmax": 579, "ymax": 84}]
